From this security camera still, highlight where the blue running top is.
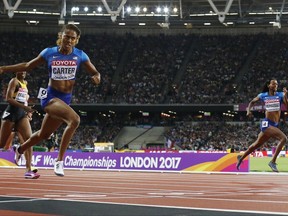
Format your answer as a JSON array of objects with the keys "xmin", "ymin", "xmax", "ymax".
[{"xmin": 40, "ymin": 46, "xmax": 89, "ymax": 81}]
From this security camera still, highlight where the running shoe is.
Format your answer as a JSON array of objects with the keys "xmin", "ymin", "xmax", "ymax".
[
  {"xmin": 236, "ymin": 155, "xmax": 242, "ymax": 170},
  {"xmin": 24, "ymin": 171, "xmax": 40, "ymax": 179},
  {"xmin": 54, "ymin": 161, "xmax": 64, "ymax": 177},
  {"xmin": 13, "ymin": 146, "xmax": 23, "ymax": 166},
  {"xmin": 268, "ymin": 161, "xmax": 279, "ymax": 172},
  {"xmin": 31, "ymin": 167, "xmax": 38, "ymax": 173}
]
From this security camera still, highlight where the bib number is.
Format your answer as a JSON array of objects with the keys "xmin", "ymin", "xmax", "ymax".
[
  {"xmin": 37, "ymin": 87, "xmax": 47, "ymax": 99},
  {"xmin": 262, "ymin": 120, "xmax": 268, "ymax": 128}
]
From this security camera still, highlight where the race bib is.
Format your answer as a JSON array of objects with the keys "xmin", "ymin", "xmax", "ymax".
[
  {"xmin": 15, "ymin": 87, "xmax": 28, "ymax": 103},
  {"xmin": 261, "ymin": 120, "xmax": 268, "ymax": 128},
  {"xmin": 264, "ymin": 96, "xmax": 281, "ymax": 112},
  {"xmin": 51, "ymin": 60, "xmax": 77, "ymax": 80},
  {"xmin": 37, "ymin": 87, "xmax": 47, "ymax": 99}
]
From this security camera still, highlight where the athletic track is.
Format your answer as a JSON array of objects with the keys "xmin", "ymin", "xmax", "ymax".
[{"xmin": 0, "ymin": 168, "xmax": 288, "ymax": 216}]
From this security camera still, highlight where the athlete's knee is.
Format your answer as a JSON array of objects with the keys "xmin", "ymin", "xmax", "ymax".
[
  {"xmin": 68, "ymin": 114, "xmax": 80, "ymax": 129},
  {"xmin": 37, "ymin": 130, "xmax": 52, "ymax": 140},
  {"xmin": 281, "ymin": 135, "xmax": 288, "ymax": 144}
]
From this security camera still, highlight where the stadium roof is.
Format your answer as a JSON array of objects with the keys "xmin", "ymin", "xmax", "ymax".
[{"xmin": 0, "ymin": 0, "xmax": 287, "ymax": 29}]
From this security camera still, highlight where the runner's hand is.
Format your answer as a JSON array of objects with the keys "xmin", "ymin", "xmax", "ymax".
[
  {"xmin": 24, "ymin": 105, "xmax": 36, "ymax": 114},
  {"xmin": 91, "ymin": 73, "xmax": 100, "ymax": 85},
  {"xmin": 26, "ymin": 112, "xmax": 33, "ymax": 121}
]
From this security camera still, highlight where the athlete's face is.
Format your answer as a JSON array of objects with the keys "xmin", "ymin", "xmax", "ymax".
[
  {"xmin": 268, "ymin": 80, "xmax": 278, "ymax": 91},
  {"xmin": 16, "ymin": 71, "xmax": 26, "ymax": 79},
  {"xmin": 61, "ymin": 29, "xmax": 79, "ymax": 50}
]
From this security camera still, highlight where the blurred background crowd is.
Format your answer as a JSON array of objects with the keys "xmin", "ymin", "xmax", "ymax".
[{"xmin": 1, "ymin": 32, "xmax": 288, "ymax": 152}]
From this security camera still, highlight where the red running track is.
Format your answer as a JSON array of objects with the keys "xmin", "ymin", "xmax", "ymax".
[{"xmin": 0, "ymin": 168, "xmax": 288, "ymax": 215}]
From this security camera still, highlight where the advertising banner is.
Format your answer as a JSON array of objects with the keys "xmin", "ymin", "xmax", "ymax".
[
  {"xmin": 0, "ymin": 152, "xmax": 249, "ymax": 172},
  {"xmin": 238, "ymin": 103, "xmax": 287, "ymax": 112}
]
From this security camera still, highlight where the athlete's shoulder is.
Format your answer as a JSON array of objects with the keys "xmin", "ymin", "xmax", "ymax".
[
  {"xmin": 73, "ymin": 47, "xmax": 89, "ymax": 61},
  {"xmin": 276, "ymin": 91, "xmax": 284, "ymax": 98},
  {"xmin": 276, "ymin": 91, "xmax": 284, "ymax": 95},
  {"xmin": 40, "ymin": 46, "xmax": 58, "ymax": 56},
  {"xmin": 43, "ymin": 46, "xmax": 58, "ymax": 53},
  {"xmin": 7, "ymin": 78, "xmax": 20, "ymax": 90},
  {"xmin": 73, "ymin": 47, "xmax": 84, "ymax": 55},
  {"xmin": 9, "ymin": 77, "xmax": 18, "ymax": 84},
  {"xmin": 258, "ymin": 92, "xmax": 268, "ymax": 98}
]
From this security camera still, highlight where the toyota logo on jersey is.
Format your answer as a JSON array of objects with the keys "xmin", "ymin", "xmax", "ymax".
[{"xmin": 51, "ymin": 60, "xmax": 77, "ymax": 80}]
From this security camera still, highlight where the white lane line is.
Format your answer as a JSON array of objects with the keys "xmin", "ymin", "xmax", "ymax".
[
  {"xmin": 66, "ymin": 194, "xmax": 105, "ymax": 197},
  {"xmin": 147, "ymin": 192, "xmax": 203, "ymax": 196},
  {"xmin": 163, "ymin": 195, "xmax": 288, "ymax": 204},
  {"xmin": 0, "ymin": 198, "xmax": 47, "ymax": 204}
]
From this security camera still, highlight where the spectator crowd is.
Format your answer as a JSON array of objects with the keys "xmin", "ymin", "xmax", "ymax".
[{"xmin": 1, "ymin": 32, "xmax": 288, "ymax": 151}]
